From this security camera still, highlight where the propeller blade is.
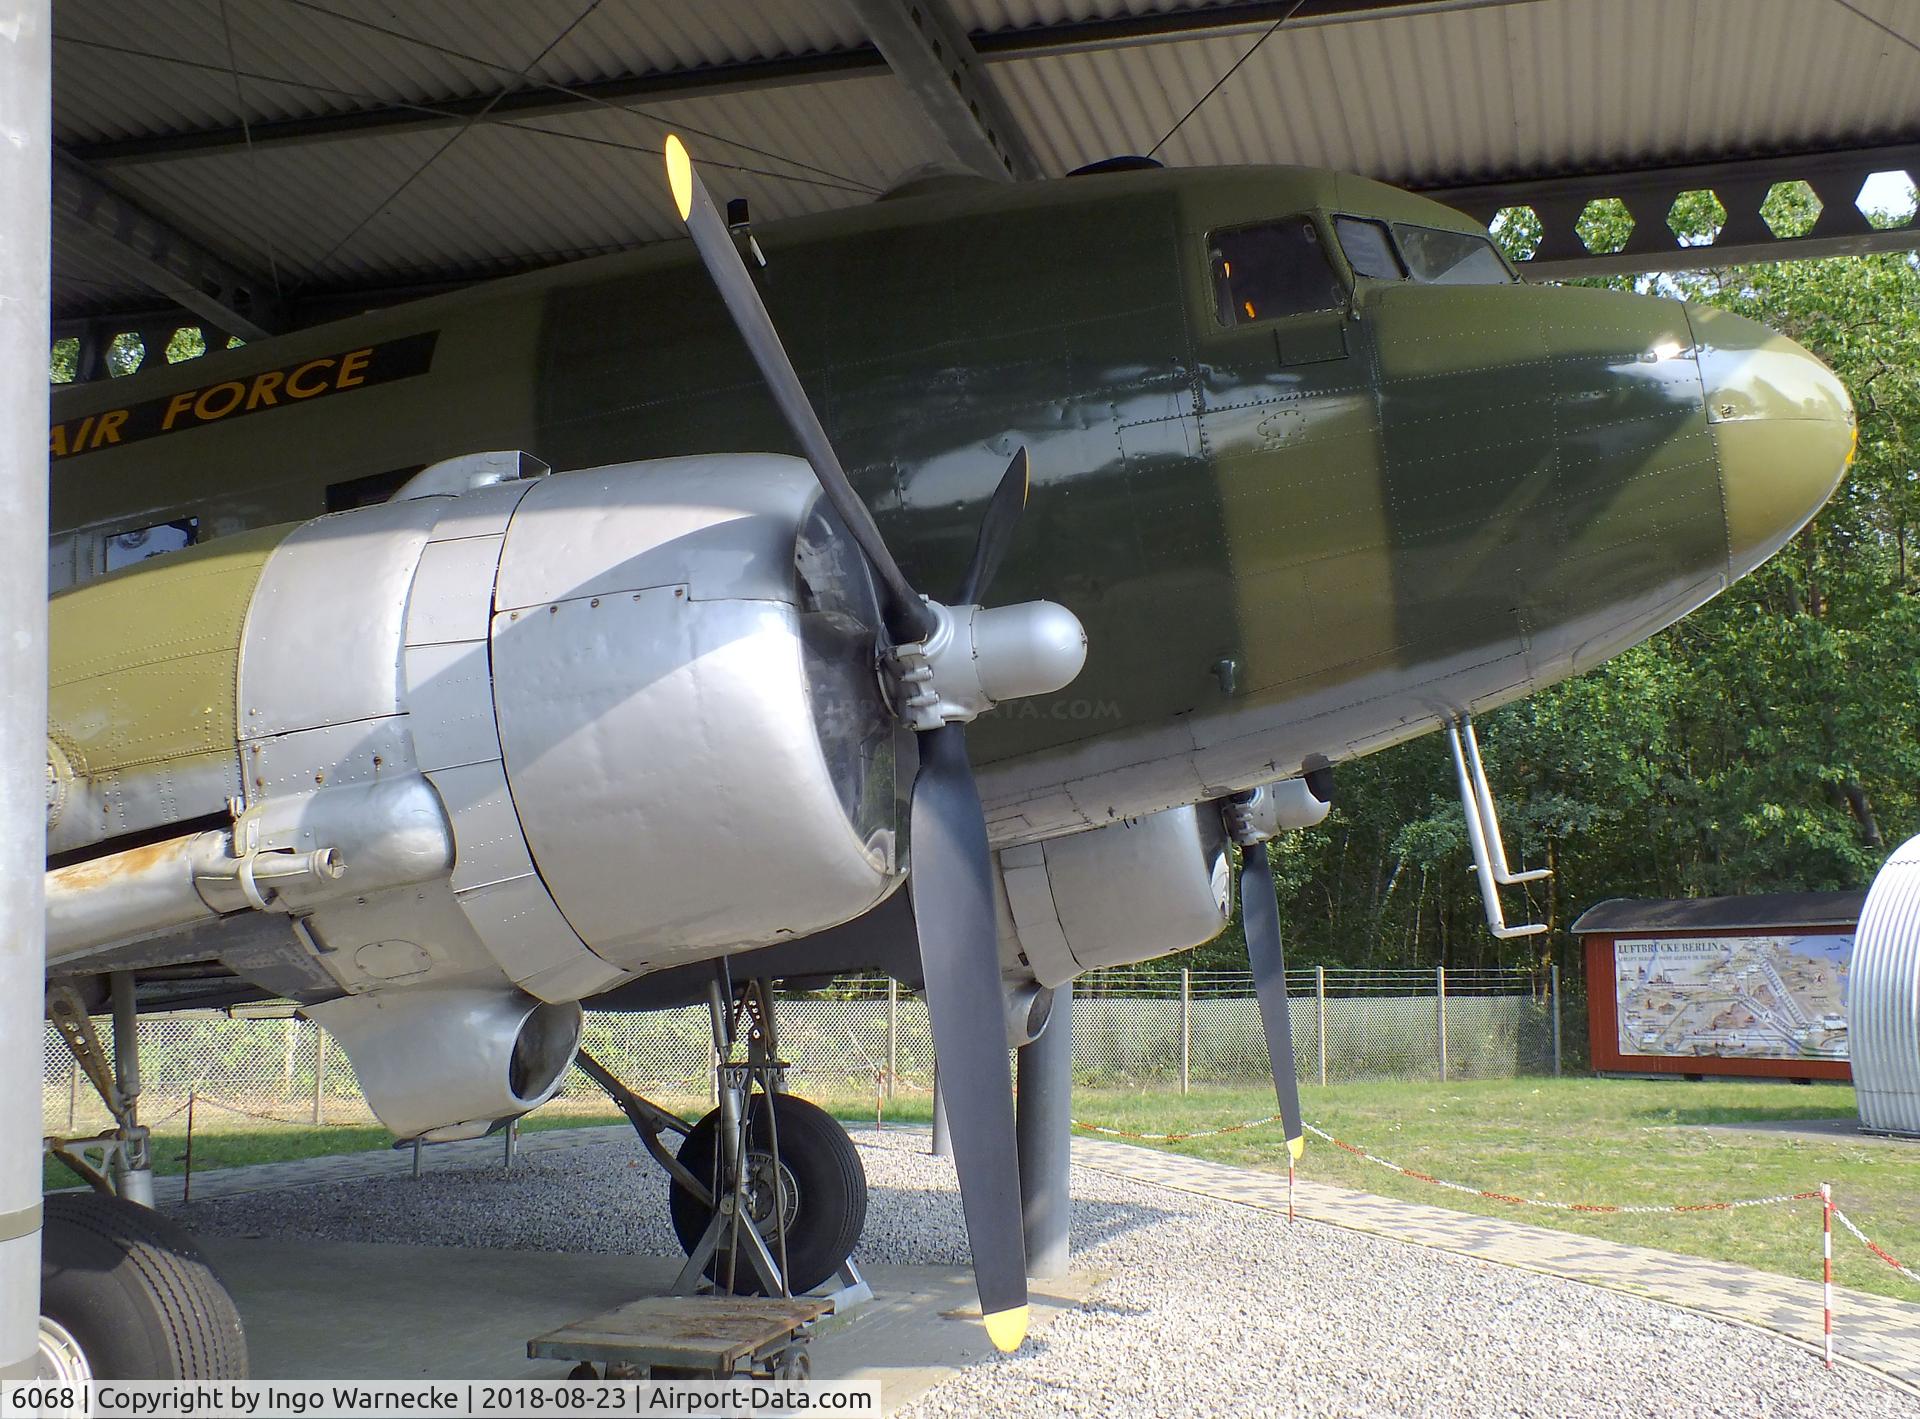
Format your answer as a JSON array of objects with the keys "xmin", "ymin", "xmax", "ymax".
[
  {"xmin": 956, "ymin": 448, "xmax": 1030, "ymax": 606},
  {"xmin": 909, "ymin": 722, "xmax": 1029, "ymax": 1352},
  {"xmin": 664, "ymin": 134, "xmax": 934, "ymax": 643},
  {"xmin": 1241, "ymin": 840, "xmax": 1305, "ymax": 1161}
]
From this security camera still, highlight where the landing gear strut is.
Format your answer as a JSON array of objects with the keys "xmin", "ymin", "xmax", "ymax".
[
  {"xmin": 580, "ymin": 976, "xmax": 869, "ymax": 1300},
  {"xmin": 40, "ymin": 975, "xmax": 249, "ymax": 1380},
  {"xmin": 46, "ymin": 975, "xmax": 152, "ymax": 1202}
]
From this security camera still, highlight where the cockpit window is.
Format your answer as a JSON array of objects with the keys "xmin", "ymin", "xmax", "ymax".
[
  {"xmin": 1334, "ymin": 217, "xmax": 1403, "ymax": 279},
  {"xmin": 1208, "ymin": 219, "xmax": 1345, "ymax": 327},
  {"xmin": 1391, "ymin": 225, "xmax": 1512, "ymax": 285}
]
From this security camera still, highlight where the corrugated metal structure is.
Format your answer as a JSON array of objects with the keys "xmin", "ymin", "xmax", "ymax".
[
  {"xmin": 1853, "ymin": 834, "xmax": 1920, "ymax": 1137},
  {"xmin": 46, "ymin": 0, "xmax": 1920, "ymax": 363}
]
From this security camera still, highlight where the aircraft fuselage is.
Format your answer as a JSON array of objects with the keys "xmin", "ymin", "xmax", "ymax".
[{"xmin": 47, "ymin": 164, "xmax": 1851, "ymax": 846}]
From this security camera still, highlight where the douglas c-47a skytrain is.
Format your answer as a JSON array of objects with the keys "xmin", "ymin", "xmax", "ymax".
[{"xmin": 35, "ymin": 138, "xmax": 1852, "ymax": 1373}]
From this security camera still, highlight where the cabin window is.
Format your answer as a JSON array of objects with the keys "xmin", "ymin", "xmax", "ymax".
[
  {"xmin": 1334, "ymin": 217, "xmax": 1403, "ymax": 279},
  {"xmin": 103, "ymin": 517, "xmax": 198, "ymax": 572},
  {"xmin": 1208, "ymin": 219, "xmax": 1345, "ymax": 327},
  {"xmin": 1391, "ymin": 225, "xmax": 1513, "ymax": 285}
]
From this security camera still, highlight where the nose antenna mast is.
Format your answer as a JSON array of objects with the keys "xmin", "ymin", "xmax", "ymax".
[{"xmin": 1446, "ymin": 715, "xmax": 1550, "ymax": 939}]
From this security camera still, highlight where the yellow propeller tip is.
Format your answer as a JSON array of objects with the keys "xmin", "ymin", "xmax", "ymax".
[
  {"xmin": 1287, "ymin": 1134, "xmax": 1305, "ymax": 1162},
  {"xmin": 982, "ymin": 1304, "xmax": 1030, "ymax": 1353},
  {"xmin": 665, "ymin": 134, "xmax": 693, "ymax": 221}
]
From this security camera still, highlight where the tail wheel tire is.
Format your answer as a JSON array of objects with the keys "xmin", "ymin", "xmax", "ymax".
[
  {"xmin": 40, "ymin": 1193, "xmax": 248, "ymax": 1380},
  {"xmin": 668, "ymin": 1093, "xmax": 866, "ymax": 1295}
]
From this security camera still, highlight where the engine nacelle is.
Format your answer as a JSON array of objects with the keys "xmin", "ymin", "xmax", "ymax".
[
  {"xmin": 305, "ymin": 988, "xmax": 582, "ymax": 1142},
  {"xmin": 996, "ymin": 804, "xmax": 1232, "ymax": 987},
  {"xmin": 44, "ymin": 451, "xmax": 906, "ymax": 1011}
]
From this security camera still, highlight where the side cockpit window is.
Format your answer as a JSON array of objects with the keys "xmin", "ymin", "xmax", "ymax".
[
  {"xmin": 1209, "ymin": 218, "xmax": 1345, "ymax": 327},
  {"xmin": 103, "ymin": 517, "xmax": 198, "ymax": 572},
  {"xmin": 1390, "ymin": 225, "xmax": 1512, "ymax": 285},
  {"xmin": 1334, "ymin": 217, "xmax": 1403, "ymax": 279}
]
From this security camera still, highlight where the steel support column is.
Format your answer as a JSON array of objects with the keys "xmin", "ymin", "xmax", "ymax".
[
  {"xmin": 0, "ymin": 0, "xmax": 52, "ymax": 1378},
  {"xmin": 1016, "ymin": 983, "xmax": 1072, "ymax": 1281}
]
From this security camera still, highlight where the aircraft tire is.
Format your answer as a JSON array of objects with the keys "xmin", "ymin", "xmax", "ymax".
[
  {"xmin": 668, "ymin": 1093, "xmax": 867, "ymax": 1294},
  {"xmin": 39, "ymin": 1193, "xmax": 248, "ymax": 1380}
]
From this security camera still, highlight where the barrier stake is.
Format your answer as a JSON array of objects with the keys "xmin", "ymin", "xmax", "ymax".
[
  {"xmin": 1822, "ymin": 1182, "xmax": 1833, "ymax": 1368},
  {"xmin": 182, "ymin": 1091, "xmax": 196, "ymax": 1204},
  {"xmin": 1179, "ymin": 969, "xmax": 1191, "ymax": 1095},
  {"xmin": 1287, "ymin": 1161, "xmax": 1295, "ymax": 1224}
]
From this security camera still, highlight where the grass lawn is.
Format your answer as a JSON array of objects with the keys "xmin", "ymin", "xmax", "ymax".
[
  {"xmin": 45, "ymin": 1078, "xmax": 1916, "ymax": 1304},
  {"xmin": 1066, "ymin": 1078, "xmax": 1919, "ymax": 1304}
]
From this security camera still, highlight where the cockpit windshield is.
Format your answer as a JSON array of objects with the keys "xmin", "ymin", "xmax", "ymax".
[
  {"xmin": 1392, "ymin": 224, "xmax": 1512, "ymax": 284},
  {"xmin": 1333, "ymin": 216, "xmax": 1514, "ymax": 286}
]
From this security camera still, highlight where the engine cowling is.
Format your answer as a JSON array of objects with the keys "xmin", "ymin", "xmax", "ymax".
[
  {"xmin": 45, "ymin": 452, "xmax": 908, "ymax": 1135},
  {"xmin": 996, "ymin": 804, "xmax": 1233, "ymax": 986}
]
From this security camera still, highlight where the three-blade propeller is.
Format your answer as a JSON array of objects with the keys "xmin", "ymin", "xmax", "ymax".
[{"xmin": 666, "ymin": 134, "xmax": 1044, "ymax": 1352}]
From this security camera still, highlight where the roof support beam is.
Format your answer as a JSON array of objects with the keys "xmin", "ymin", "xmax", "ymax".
[
  {"xmin": 52, "ymin": 156, "xmax": 284, "ymax": 339},
  {"xmin": 1422, "ymin": 140, "xmax": 1920, "ymax": 279},
  {"xmin": 842, "ymin": 0, "xmax": 1042, "ymax": 181}
]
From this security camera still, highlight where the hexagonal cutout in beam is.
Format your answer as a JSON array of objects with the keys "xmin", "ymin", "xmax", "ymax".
[
  {"xmin": 1856, "ymin": 170, "xmax": 1918, "ymax": 230},
  {"xmin": 106, "ymin": 332, "xmax": 146, "ymax": 378},
  {"xmin": 1576, "ymin": 198, "xmax": 1633, "ymax": 254},
  {"xmin": 1490, "ymin": 205, "xmax": 1542, "ymax": 262},
  {"xmin": 1668, "ymin": 189, "xmax": 1727, "ymax": 247},
  {"xmin": 1762, "ymin": 181, "xmax": 1822, "ymax": 238}
]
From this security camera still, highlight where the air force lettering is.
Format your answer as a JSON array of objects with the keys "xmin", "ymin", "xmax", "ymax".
[{"xmin": 49, "ymin": 332, "xmax": 438, "ymax": 460}]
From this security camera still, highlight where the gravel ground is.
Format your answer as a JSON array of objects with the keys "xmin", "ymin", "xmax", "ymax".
[{"xmin": 166, "ymin": 1130, "xmax": 1915, "ymax": 1417}]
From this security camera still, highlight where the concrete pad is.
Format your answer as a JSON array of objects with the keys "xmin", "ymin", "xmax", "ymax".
[{"xmin": 198, "ymin": 1237, "xmax": 1100, "ymax": 1411}]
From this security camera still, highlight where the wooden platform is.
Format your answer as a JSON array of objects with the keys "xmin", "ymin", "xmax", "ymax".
[{"xmin": 528, "ymin": 1294, "xmax": 834, "ymax": 1376}]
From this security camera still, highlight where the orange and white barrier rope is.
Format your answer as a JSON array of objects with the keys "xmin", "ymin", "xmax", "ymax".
[
  {"xmin": 1071, "ymin": 1110, "xmax": 1823, "ymax": 1214},
  {"xmin": 1071, "ymin": 1112, "xmax": 1288, "ymax": 1143},
  {"xmin": 1831, "ymin": 1201, "xmax": 1919, "ymax": 1288},
  {"xmin": 1068, "ymin": 1110, "xmax": 1920, "ymax": 1376},
  {"xmin": 1295, "ymin": 1122, "xmax": 1823, "ymax": 1216}
]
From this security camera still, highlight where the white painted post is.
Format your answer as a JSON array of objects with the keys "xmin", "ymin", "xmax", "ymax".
[
  {"xmin": 1436, "ymin": 966, "xmax": 1448, "ymax": 1082},
  {"xmin": 0, "ymin": 1, "xmax": 51, "ymax": 1375},
  {"xmin": 1179, "ymin": 969, "xmax": 1191, "ymax": 1094},
  {"xmin": 1316, "ymin": 965, "xmax": 1328, "ymax": 1087},
  {"xmin": 1822, "ymin": 1182, "xmax": 1834, "ymax": 1369}
]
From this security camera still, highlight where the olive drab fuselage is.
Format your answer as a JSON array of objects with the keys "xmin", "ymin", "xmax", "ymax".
[{"xmin": 45, "ymin": 164, "xmax": 1852, "ymax": 841}]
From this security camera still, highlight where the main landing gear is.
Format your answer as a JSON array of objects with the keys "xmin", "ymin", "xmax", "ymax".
[
  {"xmin": 40, "ymin": 975, "xmax": 249, "ymax": 1381},
  {"xmin": 580, "ymin": 976, "xmax": 869, "ymax": 1300}
]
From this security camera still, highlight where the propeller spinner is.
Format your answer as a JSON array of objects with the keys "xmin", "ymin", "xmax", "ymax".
[{"xmin": 665, "ymin": 134, "xmax": 1087, "ymax": 1352}]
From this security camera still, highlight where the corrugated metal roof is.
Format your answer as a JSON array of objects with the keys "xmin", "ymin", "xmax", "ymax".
[
  {"xmin": 97, "ymin": 75, "xmax": 924, "ymax": 289},
  {"xmin": 52, "ymin": 0, "xmax": 864, "ymax": 144},
  {"xmin": 46, "ymin": 0, "xmax": 1920, "ymax": 327},
  {"xmin": 990, "ymin": 0, "xmax": 1920, "ymax": 185}
]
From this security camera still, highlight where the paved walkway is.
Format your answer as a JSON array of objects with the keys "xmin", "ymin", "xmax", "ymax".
[
  {"xmin": 133, "ymin": 1122, "xmax": 1920, "ymax": 1394},
  {"xmin": 1066, "ymin": 1133, "xmax": 1920, "ymax": 1395}
]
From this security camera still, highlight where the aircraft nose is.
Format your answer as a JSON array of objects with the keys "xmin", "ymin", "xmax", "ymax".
[{"xmin": 1688, "ymin": 303, "xmax": 1854, "ymax": 578}]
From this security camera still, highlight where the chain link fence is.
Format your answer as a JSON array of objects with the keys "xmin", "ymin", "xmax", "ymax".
[{"xmin": 42, "ymin": 967, "xmax": 1561, "ymax": 1133}]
